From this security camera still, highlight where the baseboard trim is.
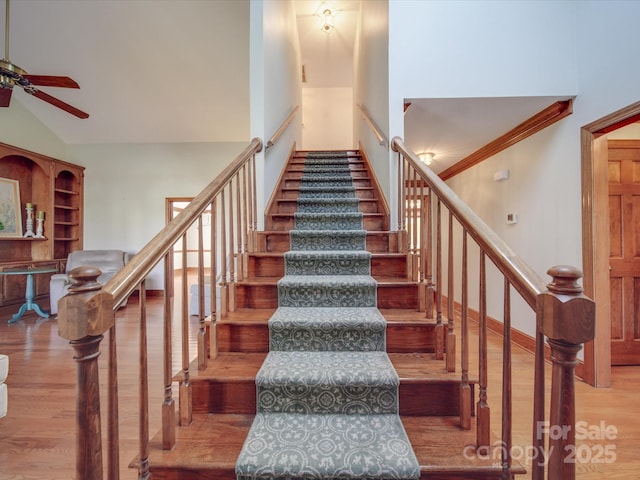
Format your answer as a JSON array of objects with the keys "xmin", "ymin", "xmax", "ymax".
[{"xmin": 442, "ymin": 294, "xmax": 585, "ymax": 380}]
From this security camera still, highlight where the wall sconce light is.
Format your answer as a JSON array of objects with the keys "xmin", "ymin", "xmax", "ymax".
[
  {"xmin": 320, "ymin": 2, "xmax": 335, "ymax": 33},
  {"xmin": 418, "ymin": 152, "xmax": 435, "ymax": 166}
]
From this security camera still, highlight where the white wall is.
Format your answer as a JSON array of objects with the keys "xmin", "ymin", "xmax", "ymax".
[
  {"xmin": 302, "ymin": 87, "xmax": 354, "ymax": 150},
  {"xmin": 254, "ymin": 0, "xmax": 302, "ymax": 227},
  {"xmin": 353, "ymin": 0, "xmax": 391, "ymax": 209},
  {"xmin": 66, "ymin": 142, "xmax": 247, "ymax": 289},
  {"xmin": 0, "ymin": 100, "xmax": 66, "ymax": 159},
  {"xmin": 392, "ymin": 0, "xmax": 640, "ymax": 339}
]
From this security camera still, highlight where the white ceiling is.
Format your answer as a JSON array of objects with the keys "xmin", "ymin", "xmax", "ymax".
[
  {"xmin": 294, "ymin": 0, "xmax": 359, "ymax": 88},
  {"xmin": 2, "ymin": 0, "xmax": 571, "ymax": 174},
  {"xmin": 1, "ymin": 0, "xmax": 250, "ymax": 144}
]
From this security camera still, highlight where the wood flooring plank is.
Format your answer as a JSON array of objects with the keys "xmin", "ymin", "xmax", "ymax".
[{"xmin": 1, "ymin": 296, "xmax": 639, "ymax": 479}]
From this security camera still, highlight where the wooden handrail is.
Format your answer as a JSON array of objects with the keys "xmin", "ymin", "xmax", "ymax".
[
  {"xmin": 357, "ymin": 104, "xmax": 387, "ymax": 147},
  {"xmin": 266, "ymin": 106, "xmax": 299, "ymax": 150},
  {"xmin": 391, "ymin": 136, "xmax": 595, "ymax": 480},
  {"xmin": 103, "ymin": 138, "xmax": 262, "ymax": 311},
  {"xmin": 57, "ymin": 137, "xmax": 263, "ymax": 480},
  {"xmin": 391, "ymin": 136, "xmax": 546, "ymax": 307}
]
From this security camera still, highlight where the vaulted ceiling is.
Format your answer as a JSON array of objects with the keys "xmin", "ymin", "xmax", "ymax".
[
  {"xmin": 1, "ymin": 0, "xmax": 250, "ymax": 144},
  {"xmin": 2, "ymin": 0, "xmax": 572, "ymax": 174}
]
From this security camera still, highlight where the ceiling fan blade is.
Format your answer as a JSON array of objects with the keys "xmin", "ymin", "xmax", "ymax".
[
  {"xmin": 29, "ymin": 89, "xmax": 89, "ymax": 119},
  {"xmin": 0, "ymin": 88, "xmax": 12, "ymax": 107},
  {"xmin": 23, "ymin": 75, "xmax": 80, "ymax": 89}
]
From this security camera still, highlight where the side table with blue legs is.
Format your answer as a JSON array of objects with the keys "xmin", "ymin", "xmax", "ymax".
[{"xmin": 0, "ymin": 268, "xmax": 58, "ymax": 323}]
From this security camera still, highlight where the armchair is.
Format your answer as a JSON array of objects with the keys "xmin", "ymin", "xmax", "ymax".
[{"xmin": 50, "ymin": 250, "xmax": 131, "ymax": 315}]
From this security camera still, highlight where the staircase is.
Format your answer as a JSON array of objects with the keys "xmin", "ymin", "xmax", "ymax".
[{"xmin": 147, "ymin": 150, "xmax": 526, "ymax": 480}]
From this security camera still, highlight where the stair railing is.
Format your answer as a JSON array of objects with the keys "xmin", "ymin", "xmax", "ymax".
[
  {"xmin": 266, "ymin": 105, "xmax": 299, "ymax": 150},
  {"xmin": 57, "ymin": 137, "xmax": 262, "ymax": 480},
  {"xmin": 391, "ymin": 137, "xmax": 595, "ymax": 480},
  {"xmin": 357, "ymin": 104, "xmax": 388, "ymax": 147}
]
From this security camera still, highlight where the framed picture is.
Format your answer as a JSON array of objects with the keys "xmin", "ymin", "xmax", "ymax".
[{"xmin": 0, "ymin": 177, "xmax": 22, "ymax": 237}]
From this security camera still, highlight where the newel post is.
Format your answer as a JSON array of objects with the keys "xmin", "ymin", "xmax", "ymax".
[
  {"xmin": 58, "ymin": 266, "xmax": 116, "ymax": 480},
  {"xmin": 536, "ymin": 265, "xmax": 595, "ymax": 480}
]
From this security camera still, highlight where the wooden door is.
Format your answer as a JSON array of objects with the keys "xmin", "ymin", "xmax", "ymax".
[{"xmin": 609, "ymin": 140, "xmax": 640, "ymax": 365}]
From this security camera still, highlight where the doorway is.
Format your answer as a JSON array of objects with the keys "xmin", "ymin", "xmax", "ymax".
[
  {"xmin": 165, "ymin": 197, "xmax": 215, "ymax": 316},
  {"xmin": 581, "ymin": 101, "xmax": 640, "ymax": 387},
  {"xmin": 608, "ymin": 140, "xmax": 640, "ymax": 365}
]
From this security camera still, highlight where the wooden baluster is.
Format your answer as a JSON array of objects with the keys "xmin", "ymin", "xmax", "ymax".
[
  {"xmin": 179, "ymin": 234, "xmax": 192, "ymax": 426},
  {"xmin": 502, "ymin": 278, "xmax": 513, "ymax": 478},
  {"xmin": 397, "ymin": 152, "xmax": 403, "ymax": 233},
  {"xmin": 235, "ymin": 173, "xmax": 244, "ymax": 282},
  {"xmin": 532, "ymin": 327, "xmax": 546, "ymax": 480},
  {"xmin": 477, "ymin": 253, "xmax": 490, "ymax": 448},
  {"xmin": 108, "ymin": 322, "xmax": 120, "ymax": 480},
  {"xmin": 138, "ymin": 280, "xmax": 150, "ymax": 480},
  {"xmin": 228, "ymin": 180, "xmax": 236, "ymax": 312},
  {"xmin": 251, "ymin": 154, "xmax": 258, "ymax": 248},
  {"xmin": 57, "ymin": 266, "xmax": 111, "ymax": 480},
  {"xmin": 210, "ymin": 199, "xmax": 218, "ymax": 359},
  {"xmin": 537, "ymin": 266, "xmax": 596, "ymax": 480},
  {"xmin": 406, "ymin": 163, "xmax": 413, "ymax": 279},
  {"xmin": 446, "ymin": 210, "xmax": 456, "ymax": 372},
  {"xmin": 435, "ymin": 199, "xmax": 444, "ymax": 360},
  {"xmin": 411, "ymin": 166, "xmax": 419, "ymax": 281},
  {"xmin": 246, "ymin": 158, "xmax": 254, "ymax": 252},
  {"xmin": 424, "ymin": 188, "xmax": 434, "ymax": 319},
  {"xmin": 460, "ymin": 231, "xmax": 471, "ymax": 429},
  {"xmin": 162, "ymin": 252, "xmax": 176, "ymax": 449},
  {"xmin": 219, "ymin": 189, "xmax": 228, "ymax": 318},
  {"xmin": 242, "ymin": 164, "xmax": 249, "ymax": 278},
  {"xmin": 403, "ymin": 156, "xmax": 409, "ymax": 254},
  {"xmin": 197, "ymin": 215, "xmax": 207, "ymax": 370},
  {"xmin": 418, "ymin": 175, "xmax": 426, "ymax": 313},
  {"xmin": 406, "ymin": 165, "xmax": 411, "ymax": 273}
]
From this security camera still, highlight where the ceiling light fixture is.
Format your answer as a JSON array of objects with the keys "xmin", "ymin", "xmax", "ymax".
[
  {"xmin": 320, "ymin": 2, "xmax": 335, "ymax": 33},
  {"xmin": 418, "ymin": 152, "xmax": 435, "ymax": 166}
]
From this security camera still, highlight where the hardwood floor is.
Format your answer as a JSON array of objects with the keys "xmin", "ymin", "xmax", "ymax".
[{"xmin": 0, "ymin": 297, "xmax": 637, "ymax": 479}]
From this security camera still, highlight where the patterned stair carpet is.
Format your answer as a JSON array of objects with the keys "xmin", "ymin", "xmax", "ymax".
[{"xmin": 236, "ymin": 152, "xmax": 420, "ymax": 480}]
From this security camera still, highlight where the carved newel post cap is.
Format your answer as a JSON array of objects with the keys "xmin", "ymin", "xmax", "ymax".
[
  {"xmin": 546, "ymin": 265, "xmax": 583, "ymax": 294},
  {"xmin": 68, "ymin": 266, "xmax": 103, "ymax": 293},
  {"xmin": 58, "ymin": 266, "xmax": 115, "ymax": 341},
  {"xmin": 537, "ymin": 265, "xmax": 595, "ymax": 345}
]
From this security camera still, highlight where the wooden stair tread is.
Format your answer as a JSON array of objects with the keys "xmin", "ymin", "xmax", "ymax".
[
  {"xmin": 147, "ymin": 413, "xmax": 252, "ymax": 474},
  {"xmin": 248, "ymin": 251, "xmax": 407, "ymax": 258},
  {"xmin": 218, "ymin": 308, "xmax": 436, "ymax": 325},
  {"xmin": 189, "ymin": 352, "xmax": 266, "ymax": 380},
  {"xmin": 217, "ymin": 308, "xmax": 275, "ymax": 323},
  {"xmin": 185, "ymin": 353, "xmax": 466, "ymax": 384},
  {"xmin": 390, "ymin": 353, "xmax": 477, "ymax": 383},
  {"xmin": 403, "ymin": 416, "xmax": 527, "ymax": 476},
  {"xmin": 237, "ymin": 276, "xmax": 416, "ymax": 284},
  {"xmin": 146, "ymin": 414, "xmax": 524, "ymax": 479}
]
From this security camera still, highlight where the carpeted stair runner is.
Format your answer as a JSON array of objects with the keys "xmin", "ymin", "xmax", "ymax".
[{"xmin": 236, "ymin": 152, "xmax": 420, "ymax": 480}]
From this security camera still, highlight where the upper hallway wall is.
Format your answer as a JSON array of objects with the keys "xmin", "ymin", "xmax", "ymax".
[
  {"xmin": 575, "ymin": 1, "xmax": 640, "ymax": 124},
  {"xmin": 353, "ymin": 0, "xmax": 390, "ymax": 206},
  {"xmin": 251, "ymin": 0, "xmax": 302, "ymax": 228}
]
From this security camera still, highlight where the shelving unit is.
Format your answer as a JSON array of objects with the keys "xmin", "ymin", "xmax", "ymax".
[{"xmin": 0, "ymin": 143, "xmax": 84, "ymax": 315}]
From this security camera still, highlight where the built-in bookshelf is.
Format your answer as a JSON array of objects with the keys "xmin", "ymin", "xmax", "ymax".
[{"xmin": 0, "ymin": 143, "xmax": 84, "ymax": 313}]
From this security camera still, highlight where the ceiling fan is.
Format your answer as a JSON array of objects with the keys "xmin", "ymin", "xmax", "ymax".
[{"xmin": 0, "ymin": 0, "xmax": 88, "ymax": 118}]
